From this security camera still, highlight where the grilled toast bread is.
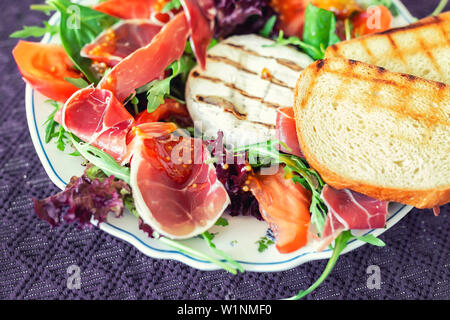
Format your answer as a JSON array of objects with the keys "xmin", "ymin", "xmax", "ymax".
[
  {"xmin": 325, "ymin": 12, "xmax": 450, "ymax": 84},
  {"xmin": 293, "ymin": 58, "xmax": 450, "ymax": 208}
]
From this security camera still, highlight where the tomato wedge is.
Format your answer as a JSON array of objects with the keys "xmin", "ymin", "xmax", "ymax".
[
  {"xmin": 248, "ymin": 167, "xmax": 311, "ymax": 254},
  {"xmin": 127, "ymin": 99, "xmax": 191, "ymax": 144},
  {"xmin": 94, "ymin": 0, "xmax": 172, "ymax": 22},
  {"xmin": 352, "ymin": 5, "xmax": 393, "ymax": 36},
  {"xmin": 312, "ymin": 0, "xmax": 361, "ymax": 19},
  {"xmin": 135, "ymin": 99, "xmax": 190, "ymax": 124},
  {"xmin": 270, "ymin": 0, "xmax": 310, "ymax": 37},
  {"xmin": 99, "ymin": 12, "xmax": 190, "ymax": 102},
  {"xmin": 12, "ymin": 41, "xmax": 82, "ymax": 102}
]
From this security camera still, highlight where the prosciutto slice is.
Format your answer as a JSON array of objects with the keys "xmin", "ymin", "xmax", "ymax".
[
  {"xmin": 130, "ymin": 132, "xmax": 230, "ymax": 239},
  {"xmin": 81, "ymin": 20, "xmax": 163, "ymax": 67},
  {"xmin": 181, "ymin": 0, "xmax": 215, "ymax": 69},
  {"xmin": 276, "ymin": 107, "xmax": 304, "ymax": 158},
  {"xmin": 60, "ymin": 87, "xmax": 135, "ymax": 163},
  {"xmin": 98, "ymin": 12, "xmax": 190, "ymax": 102},
  {"xmin": 321, "ymin": 185, "xmax": 389, "ymax": 240}
]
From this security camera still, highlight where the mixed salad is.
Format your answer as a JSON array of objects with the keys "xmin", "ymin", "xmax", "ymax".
[{"xmin": 11, "ymin": 0, "xmax": 439, "ymax": 299}]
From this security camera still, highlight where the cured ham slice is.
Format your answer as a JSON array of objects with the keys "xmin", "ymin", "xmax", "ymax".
[
  {"xmin": 130, "ymin": 130, "xmax": 230, "ymax": 239},
  {"xmin": 60, "ymin": 87, "xmax": 135, "ymax": 163},
  {"xmin": 248, "ymin": 167, "xmax": 311, "ymax": 253},
  {"xmin": 321, "ymin": 185, "xmax": 389, "ymax": 240},
  {"xmin": 99, "ymin": 12, "xmax": 190, "ymax": 102},
  {"xmin": 81, "ymin": 20, "xmax": 163, "ymax": 67},
  {"xmin": 181, "ymin": 0, "xmax": 215, "ymax": 69},
  {"xmin": 276, "ymin": 107, "xmax": 304, "ymax": 158}
]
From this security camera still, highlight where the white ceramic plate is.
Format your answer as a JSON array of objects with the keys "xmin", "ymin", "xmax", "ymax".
[{"xmin": 26, "ymin": 0, "xmax": 414, "ymax": 272}]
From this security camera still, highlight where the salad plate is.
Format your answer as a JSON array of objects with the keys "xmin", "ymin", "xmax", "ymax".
[{"xmin": 26, "ymin": 0, "xmax": 415, "ymax": 273}]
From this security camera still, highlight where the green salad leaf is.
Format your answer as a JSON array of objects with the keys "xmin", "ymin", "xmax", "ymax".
[
  {"xmin": 68, "ymin": 133, "xmax": 131, "ymax": 184},
  {"xmin": 48, "ymin": 0, "xmax": 119, "ymax": 84},
  {"xmin": 301, "ymin": 3, "xmax": 340, "ymax": 60},
  {"xmin": 143, "ymin": 55, "xmax": 195, "ymax": 113},
  {"xmin": 10, "ymin": 22, "xmax": 58, "ymax": 39}
]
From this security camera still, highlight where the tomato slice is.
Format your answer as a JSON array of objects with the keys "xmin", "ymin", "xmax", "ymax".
[
  {"xmin": 134, "ymin": 99, "xmax": 190, "ymax": 124},
  {"xmin": 270, "ymin": 0, "xmax": 310, "ymax": 37},
  {"xmin": 12, "ymin": 41, "xmax": 82, "ymax": 102},
  {"xmin": 98, "ymin": 12, "xmax": 190, "ymax": 102},
  {"xmin": 312, "ymin": 0, "xmax": 361, "ymax": 19},
  {"xmin": 94, "ymin": 0, "xmax": 172, "ymax": 22},
  {"xmin": 352, "ymin": 5, "xmax": 393, "ymax": 37},
  {"xmin": 127, "ymin": 99, "xmax": 191, "ymax": 144},
  {"xmin": 248, "ymin": 167, "xmax": 311, "ymax": 254}
]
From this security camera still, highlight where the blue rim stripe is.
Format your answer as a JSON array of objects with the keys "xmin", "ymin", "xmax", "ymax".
[{"xmin": 31, "ymin": 89, "xmax": 405, "ymax": 266}]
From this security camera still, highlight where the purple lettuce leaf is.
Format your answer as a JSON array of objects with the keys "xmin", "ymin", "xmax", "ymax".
[
  {"xmin": 208, "ymin": 131, "xmax": 262, "ymax": 220},
  {"xmin": 33, "ymin": 166, "xmax": 131, "ymax": 229},
  {"xmin": 213, "ymin": 0, "xmax": 277, "ymax": 38}
]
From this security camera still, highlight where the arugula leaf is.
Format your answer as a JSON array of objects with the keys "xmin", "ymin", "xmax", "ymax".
[
  {"xmin": 64, "ymin": 77, "xmax": 90, "ymax": 89},
  {"xmin": 145, "ymin": 55, "xmax": 195, "ymax": 113},
  {"xmin": 201, "ymin": 231, "xmax": 244, "ymax": 273},
  {"xmin": 43, "ymin": 100, "xmax": 61, "ymax": 144},
  {"xmin": 68, "ymin": 133, "xmax": 131, "ymax": 184},
  {"xmin": 215, "ymin": 217, "xmax": 229, "ymax": 227},
  {"xmin": 269, "ymin": 31, "xmax": 322, "ymax": 64},
  {"xmin": 43, "ymin": 100, "xmax": 73, "ymax": 152},
  {"xmin": 302, "ymin": 3, "xmax": 340, "ymax": 60},
  {"xmin": 234, "ymin": 140, "xmax": 328, "ymax": 236},
  {"xmin": 259, "ymin": 15, "xmax": 277, "ymax": 38},
  {"xmin": 48, "ymin": 0, "xmax": 119, "ymax": 84},
  {"xmin": 355, "ymin": 234, "xmax": 386, "ymax": 247},
  {"xmin": 256, "ymin": 236, "xmax": 275, "ymax": 253},
  {"xmin": 431, "ymin": 0, "xmax": 448, "ymax": 16},
  {"xmin": 10, "ymin": 22, "xmax": 58, "ymax": 38},
  {"xmin": 162, "ymin": 0, "xmax": 181, "ymax": 13},
  {"xmin": 286, "ymin": 231, "xmax": 353, "ymax": 300},
  {"xmin": 30, "ymin": 4, "xmax": 56, "ymax": 15}
]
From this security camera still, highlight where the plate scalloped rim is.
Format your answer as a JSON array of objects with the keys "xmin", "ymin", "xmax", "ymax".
[{"xmin": 25, "ymin": 0, "xmax": 415, "ymax": 272}]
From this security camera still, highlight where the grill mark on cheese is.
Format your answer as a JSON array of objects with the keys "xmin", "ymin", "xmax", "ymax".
[
  {"xmin": 207, "ymin": 54, "xmax": 294, "ymax": 89},
  {"xmin": 191, "ymin": 71, "xmax": 285, "ymax": 109},
  {"xmin": 195, "ymin": 95, "xmax": 276, "ymax": 129},
  {"xmin": 222, "ymin": 42, "xmax": 304, "ymax": 72}
]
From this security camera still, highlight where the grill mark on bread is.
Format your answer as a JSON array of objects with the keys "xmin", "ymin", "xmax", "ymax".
[
  {"xmin": 206, "ymin": 54, "xmax": 294, "ymax": 89},
  {"xmin": 222, "ymin": 42, "xmax": 304, "ymax": 72},
  {"xmin": 195, "ymin": 95, "xmax": 276, "ymax": 128},
  {"xmin": 385, "ymin": 34, "xmax": 411, "ymax": 74},
  {"xmin": 416, "ymin": 35, "xmax": 443, "ymax": 79},
  {"xmin": 191, "ymin": 71, "xmax": 284, "ymax": 109},
  {"xmin": 305, "ymin": 59, "xmax": 449, "ymax": 126},
  {"xmin": 361, "ymin": 38, "xmax": 375, "ymax": 59}
]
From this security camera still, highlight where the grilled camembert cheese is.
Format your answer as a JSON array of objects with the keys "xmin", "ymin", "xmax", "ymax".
[{"xmin": 185, "ymin": 34, "xmax": 313, "ymax": 147}]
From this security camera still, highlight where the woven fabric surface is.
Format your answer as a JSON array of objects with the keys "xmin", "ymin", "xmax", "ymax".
[{"xmin": 0, "ymin": 0, "xmax": 449, "ymax": 300}]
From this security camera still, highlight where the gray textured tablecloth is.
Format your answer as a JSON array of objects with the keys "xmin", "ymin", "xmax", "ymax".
[{"xmin": 0, "ymin": 0, "xmax": 448, "ymax": 300}]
